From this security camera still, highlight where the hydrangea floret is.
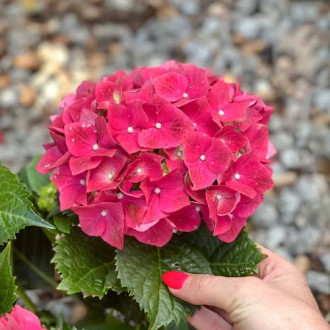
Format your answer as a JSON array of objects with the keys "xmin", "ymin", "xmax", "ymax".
[
  {"xmin": 0, "ymin": 305, "xmax": 46, "ymax": 330},
  {"xmin": 37, "ymin": 61, "xmax": 275, "ymax": 249}
]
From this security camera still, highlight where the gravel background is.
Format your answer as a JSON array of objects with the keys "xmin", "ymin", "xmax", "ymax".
[{"xmin": 0, "ymin": 0, "xmax": 329, "ymax": 321}]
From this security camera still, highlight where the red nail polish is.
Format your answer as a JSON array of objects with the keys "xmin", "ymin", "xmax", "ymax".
[{"xmin": 162, "ymin": 271, "xmax": 188, "ymax": 289}]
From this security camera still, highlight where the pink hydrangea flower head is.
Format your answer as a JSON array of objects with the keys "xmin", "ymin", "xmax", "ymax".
[
  {"xmin": 37, "ymin": 61, "xmax": 275, "ymax": 247},
  {"xmin": 0, "ymin": 305, "xmax": 46, "ymax": 330}
]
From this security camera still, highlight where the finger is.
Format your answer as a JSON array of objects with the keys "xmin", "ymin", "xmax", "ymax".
[
  {"xmin": 255, "ymin": 244, "xmax": 296, "ymax": 279},
  {"xmin": 205, "ymin": 305, "xmax": 232, "ymax": 325},
  {"xmin": 162, "ymin": 271, "xmax": 260, "ymax": 312},
  {"xmin": 187, "ymin": 306, "xmax": 232, "ymax": 330},
  {"xmin": 256, "ymin": 244, "xmax": 320, "ymax": 311}
]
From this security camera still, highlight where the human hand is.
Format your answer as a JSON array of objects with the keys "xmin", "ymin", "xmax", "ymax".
[{"xmin": 162, "ymin": 245, "xmax": 329, "ymax": 330}]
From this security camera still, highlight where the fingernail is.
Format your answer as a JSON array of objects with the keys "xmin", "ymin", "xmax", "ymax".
[{"xmin": 162, "ymin": 271, "xmax": 188, "ymax": 289}]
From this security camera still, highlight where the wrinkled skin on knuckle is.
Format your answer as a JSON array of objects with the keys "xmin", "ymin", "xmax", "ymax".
[{"xmin": 196, "ymin": 274, "xmax": 215, "ymax": 293}]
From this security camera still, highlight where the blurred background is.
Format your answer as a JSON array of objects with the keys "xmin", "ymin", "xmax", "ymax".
[{"xmin": 0, "ymin": 0, "xmax": 329, "ymax": 320}]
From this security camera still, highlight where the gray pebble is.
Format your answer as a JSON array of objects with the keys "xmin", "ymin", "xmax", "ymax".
[{"xmin": 306, "ymin": 271, "xmax": 330, "ymax": 294}]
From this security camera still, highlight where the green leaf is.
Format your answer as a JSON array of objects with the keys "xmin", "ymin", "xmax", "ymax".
[
  {"xmin": 52, "ymin": 228, "xmax": 120, "ymax": 298},
  {"xmin": 0, "ymin": 243, "xmax": 17, "ymax": 315},
  {"xmin": 0, "ymin": 164, "xmax": 54, "ymax": 245},
  {"xmin": 116, "ymin": 236, "xmax": 211, "ymax": 330},
  {"xmin": 183, "ymin": 224, "xmax": 265, "ymax": 277},
  {"xmin": 209, "ymin": 231, "xmax": 266, "ymax": 277},
  {"xmin": 53, "ymin": 214, "xmax": 76, "ymax": 234},
  {"xmin": 18, "ymin": 155, "xmax": 50, "ymax": 194}
]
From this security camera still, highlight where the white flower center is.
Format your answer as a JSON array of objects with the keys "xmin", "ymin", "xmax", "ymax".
[
  {"xmin": 136, "ymin": 168, "xmax": 142, "ymax": 174},
  {"xmin": 195, "ymin": 206, "xmax": 201, "ymax": 212},
  {"xmin": 193, "ymin": 122, "xmax": 197, "ymax": 128},
  {"xmin": 154, "ymin": 187, "xmax": 161, "ymax": 194},
  {"xmin": 218, "ymin": 110, "xmax": 224, "ymax": 116},
  {"xmin": 176, "ymin": 150, "xmax": 183, "ymax": 157},
  {"xmin": 107, "ymin": 173, "xmax": 114, "ymax": 180},
  {"xmin": 200, "ymin": 154, "xmax": 206, "ymax": 161},
  {"xmin": 235, "ymin": 173, "xmax": 241, "ymax": 179},
  {"xmin": 101, "ymin": 210, "xmax": 107, "ymax": 216},
  {"xmin": 93, "ymin": 143, "xmax": 99, "ymax": 151},
  {"xmin": 155, "ymin": 122, "xmax": 162, "ymax": 129},
  {"xmin": 80, "ymin": 179, "xmax": 86, "ymax": 186},
  {"xmin": 183, "ymin": 92, "xmax": 189, "ymax": 98},
  {"xmin": 127, "ymin": 126, "xmax": 134, "ymax": 133},
  {"xmin": 117, "ymin": 192, "xmax": 124, "ymax": 199},
  {"xmin": 71, "ymin": 138, "xmax": 75, "ymax": 142},
  {"xmin": 216, "ymin": 194, "xmax": 222, "ymax": 200}
]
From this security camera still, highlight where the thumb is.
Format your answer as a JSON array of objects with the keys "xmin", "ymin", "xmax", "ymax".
[{"xmin": 162, "ymin": 271, "xmax": 260, "ymax": 312}]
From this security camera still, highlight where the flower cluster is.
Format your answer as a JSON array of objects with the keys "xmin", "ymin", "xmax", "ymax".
[
  {"xmin": 37, "ymin": 61, "xmax": 275, "ymax": 249},
  {"xmin": 0, "ymin": 305, "xmax": 46, "ymax": 330}
]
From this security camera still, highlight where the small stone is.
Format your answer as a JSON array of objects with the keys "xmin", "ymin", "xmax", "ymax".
[
  {"xmin": 0, "ymin": 75, "xmax": 10, "ymax": 89},
  {"xmin": 13, "ymin": 53, "xmax": 40, "ymax": 70},
  {"xmin": 265, "ymin": 226, "xmax": 286, "ymax": 249},
  {"xmin": 252, "ymin": 200, "xmax": 278, "ymax": 229},
  {"xmin": 306, "ymin": 271, "xmax": 330, "ymax": 294},
  {"xmin": 293, "ymin": 255, "xmax": 310, "ymax": 274},
  {"xmin": 70, "ymin": 303, "xmax": 88, "ymax": 324},
  {"xmin": 20, "ymin": 85, "xmax": 37, "ymax": 107},
  {"xmin": 273, "ymin": 171, "xmax": 298, "ymax": 188},
  {"xmin": 320, "ymin": 254, "xmax": 330, "ymax": 273},
  {"xmin": 0, "ymin": 87, "xmax": 18, "ymax": 108}
]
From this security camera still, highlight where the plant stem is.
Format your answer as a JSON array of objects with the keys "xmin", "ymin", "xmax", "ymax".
[
  {"xmin": 15, "ymin": 286, "xmax": 37, "ymax": 314},
  {"xmin": 13, "ymin": 246, "xmax": 57, "ymax": 288}
]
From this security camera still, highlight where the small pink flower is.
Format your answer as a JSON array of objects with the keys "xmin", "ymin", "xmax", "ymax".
[
  {"xmin": 224, "ymin": 152, "xmax": 274, "ymax": 199},
  {"xmin": 140, "ymin": 169, "xmax": 190, "ymax": 222},
  {"xmin": 72, "ymin": 202, "xmax": 125, "ymax": 249},
  {"xmin": 51, "ymin": 165, "xmax": 87, "ymax": 210},
  {"xmin": 183, "ymin": 132, "xmax": 232, "ymax": 190},
  {"xmin": 87, "ymin": 154, "xmax": 127, "ymax": 192},
  {"xmin": 205, "ymin": 185, "xmax": 241, "ymax": 221},
  {"xmin": 108, "ymin": 100, "xmax": 149, "ymax": 154},
  {"xmin": 0, "ymin": 305, "xmax": 46, "ymax": 330},
  {"xmin": 138, "ymin": 95, "xmax": 193, "ymax": 149}
]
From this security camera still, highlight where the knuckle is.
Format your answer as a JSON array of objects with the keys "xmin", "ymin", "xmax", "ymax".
[{"xmin": 195, "ymin": 274, "xmax": 215, "ymax": 292}]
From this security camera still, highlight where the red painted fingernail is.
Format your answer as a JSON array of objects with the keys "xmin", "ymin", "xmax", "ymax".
[{"xmin": 162, "ymin": 271, "xmax": 188, "ymax": 289}]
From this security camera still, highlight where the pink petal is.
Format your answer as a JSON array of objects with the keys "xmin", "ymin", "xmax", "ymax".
[
  {"xmin": 181, "ymin": 97, "xmax": 219, "ymax": 136},
  {"xmin": 69, "ymin": 154, "xmax": 103, "ymax": 175},
  {"xmin": 141, "ymin": 191, "xmax": 169, "ymax": 222},
  {"xmin": 121, "ymin": 196, "xmax": 148, "ymax": 229},
  {"xmin": 178, "ymin": 63, "xmax": 209, "ymax": 98},
  {"xmin": 36, "ymin": 146, "xmax": 70, "ymax": 174},
  {"xmin": 125, "ymin": 153, "xmax": 164, "ymax": 183},
  {"xmin": 233, "ymin": 194, "xmax": 263, "ymax": 218},
  {"xmin": 64, "ymin": 122, "xmax": 97, "ymax": 157},
  {"xmin": 51, "ymin": 165, "xmax": 87, "ymax": 210},
  {"xmin": 127, "ymin": 219, "xmax": 173, "ymax": 247},
  {"xmin": 73, "ymin": 202, "xmax": 125, "ymax": 249},
  {"xmin": 95, "ymin": 80, "xmax": 116, "ymax": 108},
  {"xmin": 225, "ymin": 152, "xmax": 274, "ymax": 198},
  {"xmin": 0, "ymin": 305, "xmax": 46, "ymax": 330},
  {"xmin": 153, "ymin": 72, "xmax": 188, "ymax": 102},
  {"xmin": 217, "ymin": 215, "xmax": 247, "ymax": 243},
  {"xmin": 215, "ymin": 125, "xmax": 248, "ymax": 153},
  {"xmin": 213, "ymin": 215, "xmax": 232, "ymax": 235},
  {"xmin": 184, "ymin": 173, "xmax": 206, "ymax": 204},
  {"xmin": 206, "ymin": 186, "xmax": 241, "ymax": 221},
  {"xmin": 95, "ymin": 117, "xmax": 117, "ymax": 149},
  {"xmin": 138, "ymin": 96, "xmax": 193, "ymax": 149},
  {"xmin": 183, "ymin": 132, "xmax": 232, "ymax": 190},
  {"xmin": 168, "ymin": 204, "xmax": 201, "ymax": 232},
  {"xmin": 146, "ymin": 170, "xmax": 190, "ymax": 213},
  {"xmin": 87, "ymin": 155, "xmax": 127, "ymax": 192}
]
